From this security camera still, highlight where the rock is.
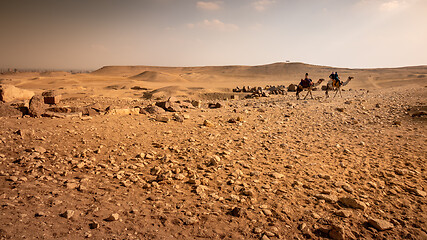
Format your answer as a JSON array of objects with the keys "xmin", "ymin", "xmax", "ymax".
[
  {"xmin": 336, "ymin": 107, "xmax": 345, "ymax": 112},
  {"xmin": 156, "ymin": 115, "xmax": 170, "ymax": 123},
  {"xmin": 65, "ymin": 182, "xmax": 78, "ymax": 190},
  {"xmin": 208, "ymin": 103, "xmax": 222, "ymax": 109},
  {"xmin": 368, "ymin": 218, "xmax": 393, "ymax": 231},
  {"xmin": 269, "ymin": 172, "xmax": 284, "ymax": 179},
  {"xmin": 35, "ymin": 211, "xmax": 46, "ymax": 217},
  {"xmin": 261, "ymin": 235, "xmax": 270, "ymax": 240},
  {"xmin": 105, "ymin": 213, "xmax": 119, "ymax": 221},
  {"xmin": 89, "ymin": 221, "xmax": 100, "ymax": 229},
  {"xmin": 207, "ymin": 155, "xmax": 221, "ymax": 166},
  {"xmin": 191, "ymin": 100, "xmax": 201, "ymax": 108},
  {"xmin": 60, "ymin": 210, "xmax": 75, "ymax": 219},
  {"xmin": 7, "ymin": 176, "xmax": 18, "ymax": 182},
  {"xmin": 339, "ymin": 197, "xmax": 367, "ymax": 210},
  {"xmin": 29, "ymin": 95, "xmax": 46, "ymax": 117},
  {"xmin": 0, "ymin": 84, "xmax": 34, "ymax": 103},
  {"xmin": 409, "ymin": 188, "xmax": 427, "ymax": 197},
  {"xmin": 329, "ymin": 224, "xmax": 345, "ymax": 240},
  {"xmin": 314, "ymin": 194, "xmax": 338, "ymax": 203},
  {"xmin": 203, "ymin": 120, "xmax": 213, "ymax": 127},
  {"xmin": 143, "ymin": 105, "xmax": 166, "ymax": 114},
  {"xmin": 184, "ymin": 216, "xmax": 198, "ymax": 225},
  {"xmin": 173, "ymin": 113, "xmax": 184, "ymax": 122},
  {"xmin": 106, "ymin": 108, "xmax": 140, "ymax": 116},
  {"xmin": 33, "ymin": 146, "xmax": 46, "ymax": 153},
  {"xmin": 334, "ymin": 210, "xmax": 351, "ymax": 218},
  {"xmin": 395, "ymin": 168, "xmax": 409, "ymax": 176},
  {"xmin": 156, "ymin": 98, "xmax": 182, "ymax": 112},
  {"xmin": 262, "ymin": 209, "xmax": 272, "ymax": 216},
  {"xmin": 42, "ymin": 91, "xmax": 61, "ymax": 104},
  {"xmin": 228, "ymin": 207, "xmax": 242, "ymax": 217}
]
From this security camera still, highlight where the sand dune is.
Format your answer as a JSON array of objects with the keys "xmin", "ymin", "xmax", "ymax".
[{"xmin": 129, "ymin": 71, "xmax": 187, "ymax": 83}]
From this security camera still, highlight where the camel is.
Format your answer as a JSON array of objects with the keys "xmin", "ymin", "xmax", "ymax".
[
  {"xmin": 325, "ymin": 76, "xmax": 354, "ymax": 98},
  {"xmin": 296, "ymin": 79, "xmax": 324, "ymax": 100}
]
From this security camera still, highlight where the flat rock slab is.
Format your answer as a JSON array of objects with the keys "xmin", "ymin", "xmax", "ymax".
[{"xmin": 368, "ymin": 218, "xmax": 394, "ymax": 231}]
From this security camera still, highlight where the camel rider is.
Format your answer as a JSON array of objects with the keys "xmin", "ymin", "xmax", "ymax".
[
  {"xmin": 329, "ymin": 72, "xmax": 342, "ymax": 86},
  {"xmin": 299, "ymin": 73, "xmax": 313, "ymax": 88}
]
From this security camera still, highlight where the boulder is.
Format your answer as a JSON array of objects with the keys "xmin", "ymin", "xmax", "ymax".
[
  {"xmin": 144, "ymin": 105, "xmax": 166, "ymax": 114},
  {"xmin": 191, "ymin": 100, "xmax": 201, "ymax": 108},
  {"xmin": 29, "ymin": 95, "xmax": 47, "ymax": 117},
  {"xmin": 156, "ymin": 99, "xmax": 182, "ymax": 112},
  {"xmin": 42, "ymin": 91, "xmax": 62, "ymax": 104},
  {"xmin": 0, "ymin": 84, "xmax": 35, "ymax": 103}
]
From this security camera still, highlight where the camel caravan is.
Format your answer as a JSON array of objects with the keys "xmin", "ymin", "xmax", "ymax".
[{"xmin": 232, "ymin": 72, "xmax": 353, "ymax": 100}]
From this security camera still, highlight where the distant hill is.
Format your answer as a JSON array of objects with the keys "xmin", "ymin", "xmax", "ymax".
[{"xmin": 91, "ymin": 62, "xmax": 427, "ymax": 88}]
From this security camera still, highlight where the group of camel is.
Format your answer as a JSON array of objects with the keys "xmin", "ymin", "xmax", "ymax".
[{"xmin": 296, "ymin": 76, "xmax": 354, "ymax": 100}]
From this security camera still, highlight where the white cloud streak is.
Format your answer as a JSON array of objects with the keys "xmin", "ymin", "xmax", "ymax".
[
  {"xmin": 252, "ymin": 0, "xmax": 276, "ymax": 12},
  {"xmin": 188, "ymin": 19, "xmax": 238, "ymax": 32},
  {"xmin": 197, "ymin": 1, "xmax": 223, "ymax": 11}
]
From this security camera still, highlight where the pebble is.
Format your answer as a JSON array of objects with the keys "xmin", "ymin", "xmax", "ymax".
[
  {"xmin": 60, "ymin": 210, "xmax": 75, "ymax": 219},
  {"xmin": 105, "ymin": 213, "xmax": 119, "ymax": 221}
]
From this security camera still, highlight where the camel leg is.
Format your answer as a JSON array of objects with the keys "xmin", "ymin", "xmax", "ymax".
[
  {"xmin": 303, "ymin": 89, "xmax": 310, "ymax": 100},
  {"xmin": 339, "ymin": 88, "xmax": 343, "ymax": 98},
  {"xmin": 333, "ymin": 88, "xmax": 339, "ymax": 98}
]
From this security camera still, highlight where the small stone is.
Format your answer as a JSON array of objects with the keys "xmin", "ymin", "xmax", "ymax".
[
  {"xmin": 261, "ymin": 235, "xmax": 270, "ymax": 240},
  {"xmin": 7, "ymin": 176, "xmax": 18, "ymax": 182},
  {"xmin": 66, "ymin": 182, "xmax": 78, "ymax": 190},
  {"xmin": 368, "ymin": 218, "xmax": 393, "ymax": 231},
  {"xmin": 270, "ymin": 172, "xmax": 284, "ymax": 179},
  {"xmin": 203, "ymin": 120, "xmax": 213, "ymax": 127},
  {"xmin": 262, "ymin": 209, "xmax": 273, "ymax": 216},
  {"xmin": 253, "ymin": 227, "xmax": 263, "ymax": 234},
  {"xmin": 105, "ymin": 213, "xmax": 119, "ymax": 221},
  {"xmin": 89, "ymin": 221, "xmax": 100, "ymax": 229},
  {"xmin": 414, "ymin": 189, "xmax": 426, "ymax": 197},
  {"xmin": 339, "ymin": 197, "xmax": 367, "ymax": 210},
  {"xmin": 228, "ymin": 207, "xmax": 242, "ymax": 217},
  {"xmin": 315, "ymin": 194, "xmax": 338, "ymax": 203},
  {"xmin": 329, "ymin": 224, "xmax": 345, "ymax": 240},
  {"xmin": 184, "ymin": 216, "xmax": 198, "ymax": 225},
  {"xmin": 207, "ymin": 155, "xmax": 221, "ymax": 166},
  {"xmin": 60, "ymin": 210, "xmax": 75, "ymax": 219},
  {"xmin": 156, "ymin": 115, "xmax": 169, "ymax": 123},
  {"xmin": 35, "ymin": 211, "xmax": 46, "ymax": 217},
  {"xmin": 34, "ymin": 146, "xmax": 46, "ymax": 153},
  {"xmin": 334, "ymin": 210, "xmax": 351, "ymax": 218}
]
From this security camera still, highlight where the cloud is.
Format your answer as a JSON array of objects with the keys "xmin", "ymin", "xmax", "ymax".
[
  {"xmin": 252, "ymin": 0, "xmax": 276, "ymax": 12},
  {"xmin": 188, "ymin": 19, "xmax": 239, "ymax": 32},
  {"xmin": 357, "ymin": 0, "xmax": 412, "ymax": 12},
  {"xmin": 197, "ymin": 1, "xmax": 223, "ymax": 11}
]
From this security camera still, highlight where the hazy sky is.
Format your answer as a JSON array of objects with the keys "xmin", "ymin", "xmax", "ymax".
[{"xmin": 1, "ymin": 0, "xmax": 426, "ymax": 70}]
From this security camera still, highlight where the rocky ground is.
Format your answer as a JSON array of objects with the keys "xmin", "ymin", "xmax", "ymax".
[{"xmin": 0, "ymin": 86, "xmax": 426, "ymax": 240}]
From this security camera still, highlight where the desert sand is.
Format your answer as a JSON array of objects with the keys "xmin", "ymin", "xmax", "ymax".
[{"xmin": 0, "ymin": 62, "xmax": 426, "ymax": 239}]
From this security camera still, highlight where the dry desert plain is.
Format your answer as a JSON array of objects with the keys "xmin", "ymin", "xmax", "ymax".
[{"xmin": 0, "ymin": 62, "xmax": 426, "ymax": 240}]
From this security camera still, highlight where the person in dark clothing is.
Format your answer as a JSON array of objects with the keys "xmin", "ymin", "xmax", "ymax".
[{"xmin": 299, "ymin": 73, "xmax": 313, "ymax": 88}]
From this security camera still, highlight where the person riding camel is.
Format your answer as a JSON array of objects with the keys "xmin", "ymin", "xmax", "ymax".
[
  {"xmin": 299, "ymin": 73, "xmax": 313, "ymax": 88},
  {"xmin": 329, "ymin": 71, "xmax": 342, "ymax": 86}
]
